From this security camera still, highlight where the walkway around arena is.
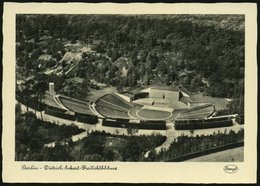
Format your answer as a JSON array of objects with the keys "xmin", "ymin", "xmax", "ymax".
[{"xmin": 17, "ymin": 101, "xmax": 243, "ymax": 155}]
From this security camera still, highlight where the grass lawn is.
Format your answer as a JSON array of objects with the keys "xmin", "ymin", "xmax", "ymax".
[
  {"xmin": 190, "ymin": 93, "xmax": 229, "ymax": 110},
  {"xmin": 185, "ymin": 147, "xmax": 244, "ymax": 162},
  {"xmin": 178, "ymin": 105, "xmax": 214, "ymax": 119},
  {"xmin": 137, "ymin": 109, "xmax": 172, "ymax": 120}
]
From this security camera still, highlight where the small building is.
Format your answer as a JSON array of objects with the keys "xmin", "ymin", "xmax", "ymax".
[
  {"xmin": 97, "ymin": 83, "xmax": 107, "ymax": 89},
  {"xmin": 16, "ymin": 80, "xmax": 25, "ymax": 92},
  {"xmin": 115, "ymin": 93, "xmax": 134, "ymax": 103},
  {"xmin": 49, "ymin": 82, "xmax": 55, "ymax": 93}
]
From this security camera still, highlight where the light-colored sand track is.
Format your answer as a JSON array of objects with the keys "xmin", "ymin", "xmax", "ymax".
[{"xmin": 135, "ymin": 108, "xmax": 172, "ymax": 120}]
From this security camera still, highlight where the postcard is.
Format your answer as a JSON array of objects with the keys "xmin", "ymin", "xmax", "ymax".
[{"xmin": 2, "ymin": 2, "xmax": 257, "ymax": 183}]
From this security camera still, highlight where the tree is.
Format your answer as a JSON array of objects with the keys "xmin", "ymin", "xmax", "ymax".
[
  {"xmin": 32, "ymin": 79, "xmax": 48, "ymax": 120},
  {"xmin": 158, "ymin": 61, "xmax": 168, "ymax": 75},
  {"xmin": 146, "ymin": 51, "xmax": 158, "ymax": 70},
  {"xmin": 147, "ymin": 149, "xmax": 156, "ymax": 161},
  {"xmin": 21, "ymin": 79, "xmax": 34, "ymax": 113},
  {"xmin": 126, "ymin": 125, "xmax": 139, "ymax": 136}
]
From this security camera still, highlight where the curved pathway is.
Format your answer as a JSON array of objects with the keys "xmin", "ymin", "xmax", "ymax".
[
  {"xmin": 44, "ymin": 131, "xmax": 89, "ymax": 148},
  {"xmin": 89, "ymin": 103, "xmax": 104, "ymax": 118},
  {"xmin": 54, "ymin": 95, "xmax": 69, "ymax": 110}
]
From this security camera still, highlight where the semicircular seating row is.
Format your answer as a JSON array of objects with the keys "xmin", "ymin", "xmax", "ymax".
[{"xmin": 95, "ymin": 94, "xmax": 134, "ymax": 119}]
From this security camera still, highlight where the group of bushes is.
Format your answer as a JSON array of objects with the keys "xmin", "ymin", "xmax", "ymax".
[
  {"xmin": 16, "ymin": 95, "xmax": 46, "ymax": 111},
  {"xmin": 44, "ymin": 107, "xmax": 75, "ymax": 121},
  {"xmin": 39, "ymin": 130, "xmax": 166, "ymax": 161},
  {"xmin": 153, "ymin": 129, "xmax": 244, "ymax": 162},
  {"xmin": 102, "ymin": 119, "xmax": 166, "ymax": 130},
  {"xmin": 140, "ymin": 120, "xmax": 166, "ymax": 124},
  {"xmin": 175, "ymin": 117, "xmax": 233, "ymax": 130},
  {"xmin": 76, "ymin": 113, "xmax": 98, "ymax": 124}
]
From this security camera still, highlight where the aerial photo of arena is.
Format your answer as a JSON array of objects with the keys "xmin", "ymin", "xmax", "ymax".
[
  {"xmin": 16, "ymin": 81, "xmax": 243, "ymax": 161},
  {"xmin": 15, "ymin": 14, "xmax": 244, "ymax": 162},
  {"xmin": 40, "ymin": 84, "xmax": 228, "ymax": 130}
]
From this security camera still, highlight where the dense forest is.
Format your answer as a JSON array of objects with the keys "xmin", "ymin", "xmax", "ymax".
[
  {"xmin": 16, "ymin": 14, "xmax": 244, "ymax": 100},
  {"xmin": 15, "ymin": 104, "xmax": 84, "ymax": 161},
  {"xmin": 154, "ymin": 128, "xmax": 244, "ymax": 161}
]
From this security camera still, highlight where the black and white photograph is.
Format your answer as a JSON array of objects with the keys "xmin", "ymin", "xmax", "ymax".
[
  {"xmin": 2, "ymin": 2, "xmax": 257, "ymax": 183},
  {"xmin": 14, "ymin": 13, "xmax": 246, "ymax": 162}
]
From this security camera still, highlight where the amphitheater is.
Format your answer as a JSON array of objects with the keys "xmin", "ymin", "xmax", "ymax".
[{"xmin": 16, "ymin": 84, "xmax": 238, "ymax": 132}]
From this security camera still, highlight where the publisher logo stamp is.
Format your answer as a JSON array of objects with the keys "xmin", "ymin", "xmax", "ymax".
[{"xmin": 223, "ymin": 165, "xmax": 238, "ymax": 173}]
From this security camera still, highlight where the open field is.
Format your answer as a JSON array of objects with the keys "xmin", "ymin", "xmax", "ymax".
[
  {"xmin": 185, "ymin": 147, "xmax": 244, "ymax": 162},
  {"xmin": 137, "ymin": 109, "xmax": 172, "ymax": 120},
  {"xmin": 133, "ymin": 98, "xmax": 187, "ymax": 109},
  {"xmin": 190, "ymin": 93, "xmax": 229, "ymax": 110}
]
